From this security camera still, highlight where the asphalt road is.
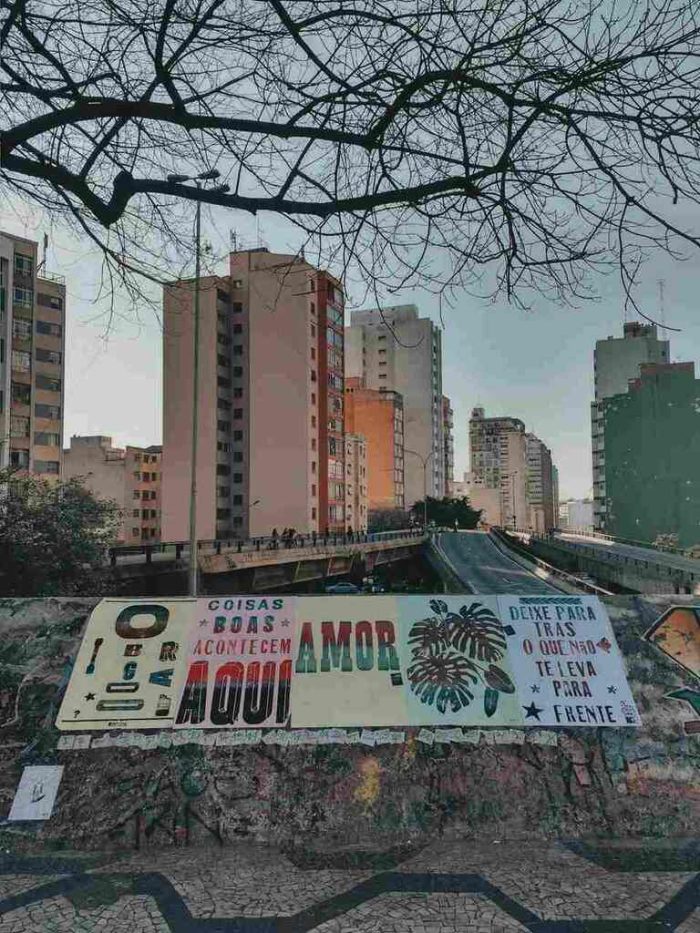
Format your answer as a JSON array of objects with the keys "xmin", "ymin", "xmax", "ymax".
[
  {"xmin": 557, "ymin": 533, "xmax": 700, "ymax": 575},
  {"xmin": 435, "ymin": 531, "xmax": 564, "ymax": 595}
]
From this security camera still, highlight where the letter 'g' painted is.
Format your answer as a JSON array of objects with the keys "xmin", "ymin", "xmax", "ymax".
[{"xmin": 115, "ymin": 604, "xmax": 169, "ymax": 640}]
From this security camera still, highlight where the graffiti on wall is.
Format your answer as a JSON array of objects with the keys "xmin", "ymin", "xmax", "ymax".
[
  {"xmin": 56, "ymin": 594, "xmax": 640, "ymax": 731},
  {"xmin": 644, "ymin": 605, "xmax": 700, "ymax": 734}
]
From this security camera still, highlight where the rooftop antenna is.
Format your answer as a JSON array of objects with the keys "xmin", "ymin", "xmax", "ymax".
[
  {"xmin": 37, "ymin": 232, "xmax": 48, "ymax": 272},
  {"xmin": 657, "ymin": 279, "xmax": 666, "ymax": 331}
]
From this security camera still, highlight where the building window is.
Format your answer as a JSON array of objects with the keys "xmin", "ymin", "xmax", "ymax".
[
  {"xmin": 11, "ymin": 416, "xmax": 30, "ymax": 437},
  {"xmin": 36, "ymin": 320, "xmax": 62, "ymax": 337},
  {"xmin": 233, "ymin": 516, "xmax": 243, "ymax": 527},
  {"xmin": 12, "ymin": 319, "xmax": 32, "ymax": 340},
  {"xmin": 133, "ymin": 509, "xmax": 139, "ymax": 517},
  {"xmin": 35, "ymin": 374, "xmax": 61, "ymax": 392},
  {"xmin": 311, "ymin": 323, "xmax": 316, "ymax": 336},
  {"xmin": 37, "ymin": 293, "xmax": 63, "ymax": 311},
  {"xmin": 232, "ymin": 280, "xmax": 243, "ymax": 289},
  {"xmin": 34, "ymin": 460, "xmax": 59, "ymax": 474},
  {"xmin": 133, "ymin": 471, "xmax": 141, "ymax": 480},
  {"xmin": 217, "ymin": 486, "xmax": 230, "ymax": 498},
  {"xmin": 14, "ymin": 254, "xmax": 33, "ymax": 276},
  {"xmin": 217, "ymin": 377, "xmax": 231, "ymax": 388},
  {"xmin": 311, "ymin": 302, "xmax": 316, "ymax": 315},
  {"xmin": 233, "ymin": 387, "xmax": 243, "ymax": 398},
  {"xmin": 311, "ymin": 438, "xmax": 316, "ymax": 450},
  {"xmin": 233, "ymin": 345, "xmax": 243, "ymax": 356},
  {"xmin": 232, "ymin": 301, "xmax": 243, "ymax": 313},
  {"xmin": 233, "ymin": 323, "xmax": 242, "ymax": 334},
  {"xmin": 311, "ymin": 461, "xmax": 316, "ymax": 474},
  {"xmin": 217, "ymin": 508, "xmax": 231, "ymax": 520},
  {"xmin": 217, "ymin": 354, "xmax": 230, "ymax": 367},
  {"xmin": 11, "ymin": 350, "xmax": 30, "ymax": 372},
  {"xmin": 34, "ymin": 403, "xmax": 60, "ymax": 419},
  {"xmin": 311, "ymin": 484, "xmax": 316, "ymax": 496},
  {"xmin": 217, "ymin": 333, "xmax": 230, "ymax": 346},
  {"xmin": 36, "ymin": 347, "xmax": 62, "ymax": 365},
  {"xmin": 233, "ymin": 473, "xmax": 243, "ymax": 483},
  {"xmin": 312, "ymin": 507, "xmax": 317, "ymax": 520},
  {"xmin": 233, "ymin": 494, "xmax": 243, "ymax": 505},
  {"xmin": 233, "ymin": 430, "xmax": 243, "ymax": 441},
  {"xmin": 217, "ymin": 441, "xmax": 230, "ymax": 453},
  {"xmin": 233, "ymin": 451, "xmax": 243, "ymax": 462},
  {"xmin": 218, "ymin": 398, "xmax": 231, "ymax": 411},
  {"xmin": 13, "ymin": 286, "xmax": 33, "ymax": 307},
  {"xmin": 311, "ymin": 370, "xmax": 317, "ymax": 382},
  {"xmin": 311, "ymin": 346, "xmax": 316, "ymax": 360},
  {"xmin": 132, "ymin": 527, "xmax": 140, "ymax": 536},
  {"xmin": 311, "ymin": 415, "xmax": 316, "ymax": 427},
  {"xmin": 34, "ymin": 431, "xmax": 60, "ymax": 446},
  {"xmin": 311, "ymin": 393, "xmax": 316, "ymax": 404},
  {"xmin": 233, "ymin": 366, "xmax": 243, "ymax": 377},
  {"xmin": 142, "ymin": 509, "xmax": 149, "ymax": 519},
  {"xmin": 216, "ymin": 464, "xmax": 230, "ymax": 476},
  {"xmin": 133, "ymin": 491, "xmax": 140, "ymax": 499},
  {"xmin": 233, "ymin": 408, "xmax": 243, "ymax": 419}
]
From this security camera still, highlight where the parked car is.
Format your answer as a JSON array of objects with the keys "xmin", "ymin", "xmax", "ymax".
[{"xmin": 324, "ymin": 581, "xmax": 360, "ymax": 594}]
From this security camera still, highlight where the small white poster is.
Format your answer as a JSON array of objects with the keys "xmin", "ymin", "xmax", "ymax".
[
  {"xmin": 8, "ymin": 766, "xmax": 64, "ymax": 821},
  {"xmin": 497, "ymin": 595, "xmax": 641, "ymax": 727}
]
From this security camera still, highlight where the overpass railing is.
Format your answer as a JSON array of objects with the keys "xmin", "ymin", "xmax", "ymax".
[
  {"xmin": 108, "ymin": 528, "xmax": 424, "ymax": 568},
  {"xmin": 558, "ymin": 528, "xmax": 692, "ymax": 557}
]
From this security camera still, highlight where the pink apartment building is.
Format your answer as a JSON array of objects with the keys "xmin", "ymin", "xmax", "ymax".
[{"xmin": 161, "ymin": 249, "xmax": 346, "ymax": 540}]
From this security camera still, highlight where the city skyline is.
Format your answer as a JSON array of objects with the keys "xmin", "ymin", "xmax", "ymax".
[{"xmin": 2, "ymin": 213, "xmax": 699, "ymax": 502}]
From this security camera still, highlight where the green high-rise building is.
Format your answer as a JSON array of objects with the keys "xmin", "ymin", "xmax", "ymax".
[{"xmin": 603, "ymin": 362, "xmax": 700, "ymax": 548}]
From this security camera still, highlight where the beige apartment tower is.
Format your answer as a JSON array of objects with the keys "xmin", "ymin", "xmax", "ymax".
[
  {"xmin": 344, "ymin": 433, "xmax": 368, "ymax": 533},
  {"xmin": 345, "ymin": 304, "xmax": 444, "ymax": 509},
  {"xmin": 0, "ymin": 232, "xmax": 66, "ymax": 477},
  {"xmin": 468, "ymin": 407, "xmax": 529, "ymax": 528},
  {"xmin": 162, "ymin": 249, "xmax": 346, "ymax": 541},
  {"xmin": 63, "ymin": 435, "xmax": 162, "ymax": 543}
]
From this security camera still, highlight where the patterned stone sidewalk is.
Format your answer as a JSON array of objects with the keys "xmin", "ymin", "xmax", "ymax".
[{"xmin": 0, "ymin": 840, "xmax": 697, "ymax": 931}]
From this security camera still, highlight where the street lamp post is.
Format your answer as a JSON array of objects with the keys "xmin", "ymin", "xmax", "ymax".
[
  {"xmin": 404, "ymin": 448, "xmax": 434, "ymax": 530},
  {"xmin": 167, "ymin": 169, "xmax": 229, "ymax": 597}
]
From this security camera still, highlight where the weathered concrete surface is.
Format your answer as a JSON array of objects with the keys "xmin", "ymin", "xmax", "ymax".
[{"xmin": 0, "ymin": 596, "xmax": 697, "ymax": 854}]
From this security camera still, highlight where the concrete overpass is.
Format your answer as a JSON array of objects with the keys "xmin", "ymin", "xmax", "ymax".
[
  {"xmin": 524, "ymin": 531, "xmax": 700, "ymax": 595},
  {"xmin": 430, "ymin": 531, "xmax": 575, "ymax": 595},
  {"xmin": 105, "ymin": 529, "xmax": 426, "ymax": 595}
]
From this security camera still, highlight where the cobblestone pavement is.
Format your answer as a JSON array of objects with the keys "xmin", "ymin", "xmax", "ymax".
[{"xmin": 0, "ymin": 840, "xmax": 697, "ymax": 932}]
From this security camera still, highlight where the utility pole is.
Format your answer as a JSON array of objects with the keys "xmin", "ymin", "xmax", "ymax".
[{"xmin": 166, "ymin": 169, "xmax": 229, "ymax": 596}]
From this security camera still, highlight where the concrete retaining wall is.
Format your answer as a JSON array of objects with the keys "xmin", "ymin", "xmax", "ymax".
[{"xmin": 0, "ymin": 596, "xmax": 697, "ymax": 852}]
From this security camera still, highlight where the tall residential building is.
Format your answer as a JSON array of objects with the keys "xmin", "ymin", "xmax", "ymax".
[
  {"xmin": 525, "ymin": 433, "xmax": 556, "ymax": 532},
  {"xmin": 592, "ymin": 322, "xmax": 670, "ymax": 530},
  {"xmin": 344, "ymin": 433, "xmax": 368, "ymax": 532},
  {"xmin": 442, "ymin": 396, "xmax": 454, "ymax": 497},
  {"xmin": 345, "ymin": 304, "xmax": 444, "ymax": 508},
  {"xmin": 602, "ymin": 361, "xmax": 700, "ymax": 547},
  {"xmin": 552, "ymin": 465, "xmax": 560, "ymax": 528},
  {"xmin": 344, "ymin": 377, "xmax": 404, "ymax": 511},
  {"xmin": 162, "ymin": 249, "xmax": 345, "ymax": 540},
  {"xmin": 63, "ymin": 436, "xmax": 162, "ymax": 543},
  {"xmin": 559, "ymin": 498, "xmax": 594, "ymax": 532},
  {"xmin": 0, "ymin": 232, "xmax": 66, "ymax": 477},
  {"xmin": 468, "ymin": 407, "xmax": 529, "ymax": 528}
]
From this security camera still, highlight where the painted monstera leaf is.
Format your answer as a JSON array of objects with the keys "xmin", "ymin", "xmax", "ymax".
[
  {"xmin": 407, "ymin": 651, "xmax": 479, "ymax": 713},
  {"xmin": 408, "ymin": 615, "xmax": 451, "ymax": 657},
  {"xmin": 447, "ymin": 603, "xmax": 506, "ymax": 662}
]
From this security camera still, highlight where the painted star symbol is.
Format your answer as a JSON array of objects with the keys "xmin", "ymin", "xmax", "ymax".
[
  {"xmin": 84, "ymin": 693, "xmax": 96, "ymax": 701},
  {"xmin": 279, "ymin": 618, "xmax": 291, "ymax": 627},
  {"xmin": 198, "ymin": 619, "xmax": 209, "ymax": 627},
  {"xmin": 607, "ymin": 685, "xmax": 617, "ymax": 694},
  {"xmin": 523, "ymin": 702, "xmax": 543, "ymax": 721},
  {"xmin": 530, "ymin": 685, "xmax": 541, "ymax": 694}
]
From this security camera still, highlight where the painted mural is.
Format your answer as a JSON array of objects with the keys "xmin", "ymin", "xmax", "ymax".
[
  {"xmin": 644, "ymin": 604, "xmax": 700, "ymax": 734},
  {"xmin": 56, "ymin": 594, "xmax": 639, "ymax": 730}
]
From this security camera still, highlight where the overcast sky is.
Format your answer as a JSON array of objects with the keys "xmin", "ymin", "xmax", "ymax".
[{"xmin": 4, "ymin": 202, "xmax": 698, "ymax": 501}]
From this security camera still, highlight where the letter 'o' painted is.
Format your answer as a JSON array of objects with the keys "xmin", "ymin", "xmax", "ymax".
[{"xmin": 115, "ymin": 604, "xmax": 169, "ymax": 639}]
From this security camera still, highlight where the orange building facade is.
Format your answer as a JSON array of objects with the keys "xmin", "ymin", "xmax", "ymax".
[{"xmin": 344, "ymin": 377, "xmax": 404, "ymax": 511}]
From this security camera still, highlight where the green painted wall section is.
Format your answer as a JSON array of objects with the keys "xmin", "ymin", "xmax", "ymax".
[{"xmin": 603, "ymin": 367, "xmax": 700, "ymax": 548}]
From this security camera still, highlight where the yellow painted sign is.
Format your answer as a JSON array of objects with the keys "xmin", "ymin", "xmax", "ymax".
[{"xmin": 56, "ymin": 599, "xmax": 195, "ymax": 731}]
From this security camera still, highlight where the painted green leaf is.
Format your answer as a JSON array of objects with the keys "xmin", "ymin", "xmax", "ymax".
[{"xmin": 484, "ymin": 687, "xmax": 499, "ymax": 717}]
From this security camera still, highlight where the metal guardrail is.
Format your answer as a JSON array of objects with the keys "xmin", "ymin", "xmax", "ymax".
[
  {"xmin": 530, "ymin": 533, "xmax": 698, "ymax": 585},
  {"xmin": 559, "ymin": 528, "xmax": 690, "ymax": 557},
  {"xmin": 491, "ymin": 529, "xmax": 614, "ymax": 596},
  {"xmin": 108, "ymin": 528, "xmax": 425, "ymax": 568}
]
